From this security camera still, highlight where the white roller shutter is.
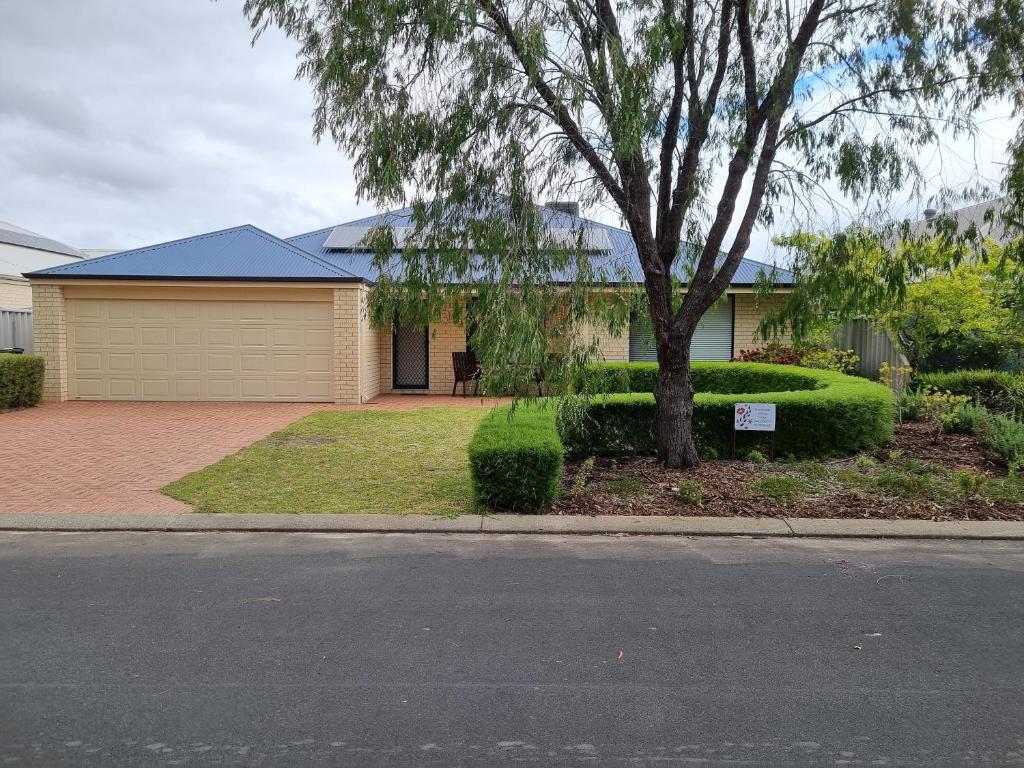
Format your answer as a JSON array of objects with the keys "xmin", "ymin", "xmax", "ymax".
[{"xmin": 629, "ymin": 295, "xmax": 733, "ymax": 362}]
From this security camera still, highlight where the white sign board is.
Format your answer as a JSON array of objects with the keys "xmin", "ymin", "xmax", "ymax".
[{"xmin": 734, "ymin": 403, "xmax": 776, "ymax": 432}]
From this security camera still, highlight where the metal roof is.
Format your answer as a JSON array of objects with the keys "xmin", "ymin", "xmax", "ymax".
[
  {"xmin": 26, "ymin": 225, "xmax": 360, "ymax": 281},
  {"xmin": 287, "ymin": 206, "xmax": 795, "ymax": 287},
  {"xmin": 25, "ymin": 205, "xmax": 794, "ymax": 286},
  {"xmin": 0, "ymin": 224, "xmax": 85, "ymax": 259}
]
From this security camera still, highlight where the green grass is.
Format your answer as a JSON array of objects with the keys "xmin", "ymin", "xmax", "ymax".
[
  {"xmin": 749, "ymin": 474, "xmax": 811, "ymax": 502},
  {"xmin": 162, "ymin": 408, "xmax": 486, "ymax": 514},
  {"xmin": 602, "ymin": 476, "xmax": 647, "ymax": 498}
]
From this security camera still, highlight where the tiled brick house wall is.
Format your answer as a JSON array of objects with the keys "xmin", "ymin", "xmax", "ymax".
[
  {"xmin": 732, "ymin": 293, "xmax": 790, "ymax": 357},
  {"xmin": 0, "ymin": 278, "xmax": 31, "ymax": 309},
  {"xmin": 30, "ymin": 283, "xmax": 68, "ymax": 401},
  {"xmin": 29, "ymin": 283, "xmax": 792, "ymax": 404}
]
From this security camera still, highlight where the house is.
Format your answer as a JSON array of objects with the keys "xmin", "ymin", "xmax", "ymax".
[
  {"xmin": 25, "ymin": 204, "xmax": 794, "ymax": 403},
  {"xmin": 909, "ymin": 197, "xmax": 1019, "ymax": 245},
  {"xmin": 1, "ymin": 221, "xmax": 86, "ymax": 309}
]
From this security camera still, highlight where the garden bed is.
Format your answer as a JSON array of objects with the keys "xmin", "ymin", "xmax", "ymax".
[{"xmin": 551, "ymin": 421, "xmax": 1024, "ymax": 521}]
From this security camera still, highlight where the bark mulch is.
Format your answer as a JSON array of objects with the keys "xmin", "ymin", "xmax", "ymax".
[{"xmin": 551, "ymin": 421, "xmax": 1023, "ymax": 521}]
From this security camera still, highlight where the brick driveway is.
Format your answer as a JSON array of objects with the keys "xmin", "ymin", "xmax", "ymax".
[{"xmin": 0, "ymin": 402, "xmax": 327, "ymax": 514}]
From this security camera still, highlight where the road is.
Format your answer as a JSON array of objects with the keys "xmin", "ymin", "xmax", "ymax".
[{"xmin": 0, "ymin": 532, "xmax": 1022, "ymax": 766}]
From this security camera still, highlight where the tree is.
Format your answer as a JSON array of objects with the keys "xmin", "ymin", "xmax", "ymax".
[
  {"xmin": 243, "ymin": 0, "xmax": 1024, "ymax": 467},
  {"xmin": 763, "ymin": 232, "xmax": 1024, "ymax": 371}
]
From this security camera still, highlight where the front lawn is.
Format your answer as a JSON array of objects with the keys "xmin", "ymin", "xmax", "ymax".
[{"xmin": 162, "ymin": 408, "xmax": 485, "ymax": 514}]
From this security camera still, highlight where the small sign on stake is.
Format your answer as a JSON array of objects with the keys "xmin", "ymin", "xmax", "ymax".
[{"xmin": 732, "ymin": 403, "xmax": 777, "ymax": 458}]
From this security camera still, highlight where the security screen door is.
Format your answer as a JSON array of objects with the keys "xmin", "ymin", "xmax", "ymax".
[{"xmin": 393, "ymin": 322, "xmax": 429, "ymax": 389}]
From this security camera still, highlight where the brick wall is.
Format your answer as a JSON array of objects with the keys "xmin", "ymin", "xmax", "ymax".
[
  {"xmin": 30, "ymin": 283, "xmax": 68, "ymax": 401},
  {"xmin": 358, "ymin": 285, "xmax": 382, "ymax": 401},
  {"xmin": 732, "ymin": 292, "xmax": 791, "ymax": 357},
  {"xmin": 575, "ymin": 315, "xmax": 629, "ymax": 362},
  {"xmin": 332, "ymin": 287, "xmax": 361, "ymax": 404},
  {"xmin": 0, "ymin": 278, "xmax": 31, "ymax": 309}
]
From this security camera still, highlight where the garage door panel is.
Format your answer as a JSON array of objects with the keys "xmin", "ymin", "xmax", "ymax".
[
  {"xmin": 109, "ymin": 353, "xmax": 135, "ymax": 371},
  {"xmin": 174, "ymin": 353, "xmax": 201, "ymax": 372},
  {"xmin": 67, "ymin": 298, "xmax": 333, "ymax": 402},
  {"xmin": 70, "ymin": 325, "xmax": 103, "ymax": 346},
  {"xmin": 207, "ymin": 327, "xmax": 235, "ymax": 346},
  {"xmin": 207, "ymin": 353, "xmax": 236, "ymax": 372},
  {"xmin": 108, "ymin": 327, "xmax": 135, "ymax": 346},
  {"xmin": 174, "ymin": 327, "xmax": 202, "ymax": 345},
  {"xmin": 74, "ymin": 352, "xmax": 102, "ymax": 371}
]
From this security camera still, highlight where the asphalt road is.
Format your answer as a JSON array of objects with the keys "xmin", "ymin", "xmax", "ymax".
[{"xmin": 0, "ymin": 532, "xmax": 1022, "ymax": 767}]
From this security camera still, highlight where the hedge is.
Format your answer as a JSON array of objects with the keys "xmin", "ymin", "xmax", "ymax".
[
  {"xmin": 467, "ymin": 402, "xmax": 564, "ymax": 512},
  {"xmin": 0, "ymin": 353, "xmax": 44, "ymax": 410},
  {"xmin": 914, "ymin": 369, "xmax": 1023, "ymax": 414},
  {"xmin": 577, "ymin": 361, "xmax": 823, "ymax": 395},
  {"xmin": 559, "ymin": 363, "xmax": 894, "ymax": 459}
]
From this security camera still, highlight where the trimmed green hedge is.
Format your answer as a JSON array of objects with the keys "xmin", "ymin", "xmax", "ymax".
[
  {"xmin": 559, "ymin": 363, "xmax": 894, "ymax": 459},
  {"xmin": 0, "ymin": 353, "xmax": 44, "ymax": 410},
  {"xmin": 468, "ymin": 402, "xmax": 564, "ymax": 512},
  {"xmin": 914, "ymin": 369, "xmax": 1023, "ymax": 414},
  {"xmin": 578, "ymin": 361, "xmax": 823, "ymax": 395}
]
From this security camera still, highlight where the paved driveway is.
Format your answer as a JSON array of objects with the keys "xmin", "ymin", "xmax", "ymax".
[{"xmin": 0, "ymin": 402, "xmax": 326, "ymax": 514}]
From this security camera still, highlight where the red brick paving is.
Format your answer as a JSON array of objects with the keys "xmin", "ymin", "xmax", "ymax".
[{"xmin": 0, "ymin": 395, "xmax": 508, "ymax": 514}]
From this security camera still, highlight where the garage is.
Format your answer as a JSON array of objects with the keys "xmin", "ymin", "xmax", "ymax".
[{"xmin": 66, "ymin": 297, "xmax": 333, "ymax": 401}]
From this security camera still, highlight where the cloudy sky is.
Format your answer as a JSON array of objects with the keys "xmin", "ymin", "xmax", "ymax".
[{"xmin": 0, "ymin": 0, "xmax": 1018, "ymax": 257}]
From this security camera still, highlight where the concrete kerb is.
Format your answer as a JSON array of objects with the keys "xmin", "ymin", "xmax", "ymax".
[{"xmin": 0, "ymin": 513, "xmax": 1022, "ymax": 539}]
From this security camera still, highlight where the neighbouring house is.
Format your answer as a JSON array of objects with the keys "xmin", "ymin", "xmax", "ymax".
[
  {"xmin": 1, "ymin": 221, "xmax": 86, "ymax": 309},
  {"xmin": 25, "ymin": 204, "xmax": 793, "ymax": 403},
  {"xmin": 909, "ymin": 197, "xmax": 1020, "ymax": 245}
]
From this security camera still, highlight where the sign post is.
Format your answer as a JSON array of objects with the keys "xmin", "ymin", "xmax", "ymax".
[{"xmin": 732, "ymin": 403, "xmax": 777, "ymax": 459}]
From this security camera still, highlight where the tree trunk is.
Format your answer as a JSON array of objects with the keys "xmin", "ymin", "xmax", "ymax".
[{"xmin": 655, "ymin": 349, "xmax": 700, "ymax": 468}]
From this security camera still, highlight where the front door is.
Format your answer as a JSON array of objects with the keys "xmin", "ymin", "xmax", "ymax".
[{"xmin": 393, "ymin": 322, "xmax": 429, "ymax": 389}]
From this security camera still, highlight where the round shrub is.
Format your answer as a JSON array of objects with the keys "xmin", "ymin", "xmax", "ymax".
[
  {"xmin": 559, "ymin": 363, "xmax": 894, "ymax": 459},
  {"xmin": 0, "ymin": 353, "xmax": 44, "ymax": 410}
]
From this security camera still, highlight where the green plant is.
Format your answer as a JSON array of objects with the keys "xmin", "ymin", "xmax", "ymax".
[
  {"xmin": 747, "ymin": 449, "xmax": 768, "ymax": 464},
  {"xmin": 602, "ymin": 477, "xmax": 646, "ymax": 498},
  {"xmin": 467, "ymin": 403, "xmax": 564, "ymax": 512},
  {"xmin": 870, "ymin": 459, "xmax": 946, "ymax": 501},
  {"xmin": 915, "ymin": 369, "xmax": 1021, "ymax": 415},
  {"xmin": 801, "ymin": 347, "xmax": 860, "ymax": 374},
  {"xmin": 0, "ymin": 354, "xmax": 44, "ymax": 410},
  {"xmin": 559, "ymin": 363, "xmax": 894, "ymax": 460},
  {"xmin": 897, "ymin": 386, "xmax": 929, "ymax": 421},
  {"xmin": 941, "ymin": 403, "xmax": 989, "ymax": 434},
  {"xmin": 750, "ymin": 475, "xmax": 809, "ymax": 502},
  {"xmin": 954, "ymin": 470, "xmax": 985, "ymax": 499},
  {"xmin": 919, "ymin": 388, "xmax": 970, "ymax": 442},
  {"xmin": 675, "ymin": 480, "xmax": 704, "ymax": 505},
  {"xmin": 978, "ymin": 413, "xmax": 1024, "ymax": 465},
  {"xmin": 570, "ymin": 457, "xmax": 595, "ymax": 497},
  {"xmin": 854, "ymin": 454, "xmax": 877, "ymax": 470}
]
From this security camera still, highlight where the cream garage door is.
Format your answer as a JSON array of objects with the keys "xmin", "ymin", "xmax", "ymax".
[{"xmin": 67, "ymin": 298, "xmax": 333, "ymax": 401}]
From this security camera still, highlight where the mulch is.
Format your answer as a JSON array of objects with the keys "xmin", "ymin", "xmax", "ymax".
[{"xmin": 551, "ymin": 421, "xmax": 1022, "ymax": 521}]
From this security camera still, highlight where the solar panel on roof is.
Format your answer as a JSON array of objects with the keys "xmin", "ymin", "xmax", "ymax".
[{"xmin": 323, "ymin": 224, "xmax": 611, "ymax": 252}]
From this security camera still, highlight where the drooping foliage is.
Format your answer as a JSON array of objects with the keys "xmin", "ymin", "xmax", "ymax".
[{"xmin": 242, "ymin": 0, "xmax": 1024, "ymax": 465}]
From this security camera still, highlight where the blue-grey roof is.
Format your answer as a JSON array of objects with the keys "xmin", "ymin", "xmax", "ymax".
[
  {"xmin": 287, "ymin": 206, "xmax": 795, "ymax": 286},
  {"xmin": 26, "ymin": 225, "xmax": 360, "ymax": 281},
  {"xmin": 25, "ymin": 206, "xmax": 794, "ymax": 286}
]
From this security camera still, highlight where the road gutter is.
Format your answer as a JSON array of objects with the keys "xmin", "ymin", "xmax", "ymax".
[{"xmin": 0, "ymin": 513, "xmax": 1022, "ymax": 539}]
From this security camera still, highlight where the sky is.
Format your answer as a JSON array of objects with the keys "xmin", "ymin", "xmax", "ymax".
[{"xmin": 0, "ymin": 0, "xmax": 1018, "ymax": 261}]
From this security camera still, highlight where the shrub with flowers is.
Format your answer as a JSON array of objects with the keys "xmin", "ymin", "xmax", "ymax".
[
  {"xmin": 735, "ymin": 342, "xmax": 859, "ymax": 374},
  {"xmin": 735, "ymin": 342, "xmax": 805, "ymax": 366}
]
